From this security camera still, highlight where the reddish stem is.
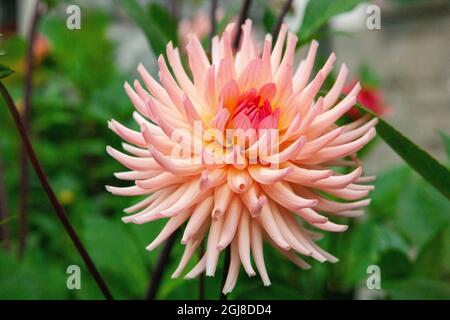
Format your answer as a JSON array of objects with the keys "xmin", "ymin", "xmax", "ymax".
[
  {"xmin": 271, "ymin": 0, "xmax": 293, "ymax": 41},
  {"xmin": 0, "ymin": 150, "xmax": 11, "ymax": 251},
  {"xmin": 145, "ymin": 231, "xmax": 178, "ymax": 300},
  {"xmin": 18, "ymin": 0, "xmax": 42, "ymax": 258},
  {"xmin": 210, "ymin": 0, "xmax": 218, "ymax": 46},
  {"xmin": 198, "ymin": 240, "xmax": 205, "ymax": 300},
  {"xmin": 0, "ymin": 81, "xmax": 114, "ymax": 300},
  {"xmin": 232, "ymin": 0, "xmax": 253, "ymax": 50}
]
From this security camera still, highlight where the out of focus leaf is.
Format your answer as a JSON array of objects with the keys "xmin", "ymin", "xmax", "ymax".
[
  {"xmin": 375, "ymin": 225, "xmax": 409, "ymax": 256},
  {"xmin": 338, "ymin": 220, "xmax": 378, "ymax": 287},
  {"xmin": 120, "ymin": 0, "xmax": 176, "ymax": 56},
  {"xmin": 148, "ymin": 3, "xmax": 179, "ymax": 47},
  {"xmin": 395, "ymin": 173, "xmax": 450, "ymax": 248},
  {"xmin": 0, "ymin": 248, "xmax": 69, "ymax": 299},
  {"xmin": 355, "ymin": 102, "xmax": 450, "ymax": 199},
  {"xmin": 298, "ymin": 0, "xmax": 366, "ymax": 44},
  {"xmin": 439, "ymin": 131, "xmax": 450, "ymax": 164},
  {"xmin": 359, "ymin": 64, "xmax": 381, "ymax": 88},
  {"xmin": 384, "ymin": 279, "xmax": 450, "ymax": 300},
  {"xmin": 413, "ymin": 227, "xmax": 448, "ymax": 279},
  {"xmin": 369, "ymin": 165, "xmax": 409, "ymax": 220},
  {"xmin": 0, "ymin": 64, "xmax": 14, "ymax": 79},
  {"xmin": 377, "ymin": 249, "xmax": 412, "ymax": 280},
  {"xmin": 83, "ymin": 215, "xmax": 150, "ymax": 299},
  {"xmin": 262, "ymin": 4, "xmax": 276, "ymax": 33},
  {"xmin": 41, "ymin": 11, "xmax": 115, "ymax": 96}
]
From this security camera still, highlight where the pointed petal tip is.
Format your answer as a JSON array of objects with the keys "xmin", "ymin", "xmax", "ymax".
[{"xmin": 121, "ymin": 216, "xmax": 134, "ymax": 223}]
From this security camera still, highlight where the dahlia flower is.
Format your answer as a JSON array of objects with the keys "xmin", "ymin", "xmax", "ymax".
[{"xmin": 106, "ymin": 20, "xmax": 377, "ymax": 294}]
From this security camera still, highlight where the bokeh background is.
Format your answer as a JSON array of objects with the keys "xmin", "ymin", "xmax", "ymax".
[{"xmin": 0, "ymin": 0, "xmax": 449, "ymax": 299}]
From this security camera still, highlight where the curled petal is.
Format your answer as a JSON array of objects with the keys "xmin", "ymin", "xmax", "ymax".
[
  {"xmin": 212, "ymin": 183, "xmax": 234, "ymax": 219},
  {"xmin": 205, "ymin": 216, "xmax": 224, "ymax": 276},
  {"xmin": 238, "ymin": 210, "xmax": 256, "ymax": 276},
  {"xmin": 106, "ymin": 146, "xmax": 161, "ymax": 171},
  {"xmin": 149, "ymin": 146, "xmax": 205, "ymax": 176},
  {"xmin": 250, "ymin": 221, "xmax": 271, "ymax": 286},
  {"xmin": 248, "ymin": 165, "xmax": 292, "ymax": 185},
  {"xmin": 146, "ymin": 207, "xmax": 193, "ymax": 251},
  {"xmin": 258, "ymin": 204, "xmax": 290, "ymax": 250},
  {"xmin": 135, "ymin": 172, "xmax": 186, "ymax": 191},
  {"xmin": 217, "ymin": 196, "xmax": 242, "ymax": 250},
  {"xmin": 227, "ymin": 167, "xmax": 252, "ymax": 193},
  {"xmin": 182, "ymin": 195, "xmax": 214, "ymax": 243},
  {"xmin": 222, "ymin": 239, "xmax": 240, "ymax": 295},
  {"xmin": 172, "ymin": 240, "xmax": 201, "ymax": 279},
  {"xmin": 240, "ymin": 184, "xmax": 267, "ymax": 217},
  {"xmin": 108, "ymin": 119, "xmax": 146, "ymax": 148},
  {"xmin": 261, "ymin": 181, "xmax": 318, "ymax": 210}
]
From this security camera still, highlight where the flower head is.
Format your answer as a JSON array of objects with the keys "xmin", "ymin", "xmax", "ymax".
[{"xmin": 107, "ymin": 20, "xmax": 377, "ymax": 294}]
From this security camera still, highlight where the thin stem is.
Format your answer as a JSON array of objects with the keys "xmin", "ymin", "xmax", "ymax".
[
  {"xmin": 209, "ymin": 0, "xmax": 218, "ymax": 46},
  {"xmin": 198, "ymin": 240, "xmax": 205, "ymax": 300},
  {"xmin": 232, "ymin": 0, "xmax": 253, "ymax": 50},
  {"xmin": 0, "ymin": 150, "xmax": 11, "ymax": 251},
  {"xmin": 0, "ymin": 81, "xmax": 114, "ymax": 300},
  {"xmin": 145, "ymin": 231, "xmax": 178, "ymax": 300},
  {"xmin": 169, "ymin": 0, "xmax": 179, "ymax": 22},
  {"xmin": 220, "ymin": 246, "xmax": 231, "ymax": 300},
  {"xmin": 18, "ymin": 0, "xmax": 42, "ymax": 258},
  {"xmin": 271, "ymin": 0, "xmax": 293, "ymax": 42}
]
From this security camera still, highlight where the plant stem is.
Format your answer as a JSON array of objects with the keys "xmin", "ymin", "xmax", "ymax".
[
  {"xmin": 18, "ymin": 0, "xmax": 42, "ymax": 258},
  {"xmin": 0, "ymin": 150, "xmax": 11, "ymax": 251},
  {"xmin": 145, "ymin": 231, "xmax": 178, "ymax": 300},
  {"xmin": 0, "ymin": 81, "xmax": 114, "ymax": 300},
  {"xmin": 271, "ymin": 0, "xmax": 293, "ymax": 41},
  {"xmin": 232, "ymin": 0, "xmax": 253, "ymax": 50},
  {"xmin": 210, "ymin": 0, "xmax": 218, "ymax": 47},
  {"xmin": 169, "ymin": 0, "xmax": 179, "ymax": 22},
  {"xmin": 198, "ymin": 240, "xmax": 205, "ymax": 300},
  {"xmin": 220, "ymin": 246, "xmax": 230, "ymax": 300}
]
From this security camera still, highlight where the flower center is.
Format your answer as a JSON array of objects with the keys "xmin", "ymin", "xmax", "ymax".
[{"xmin": 230, "ymin": 88, "xmax": 279, "ymax": 130}]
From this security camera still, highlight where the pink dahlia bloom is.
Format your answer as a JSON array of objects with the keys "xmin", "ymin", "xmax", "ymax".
[{"xmin": 106, "ymin": 20, "xmax": 377, "ymax": 294}]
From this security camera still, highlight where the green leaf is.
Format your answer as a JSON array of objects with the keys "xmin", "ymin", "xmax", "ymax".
[
  {"xmin": 439, "ymin": 131, "xmax": 450, "ymax": 164},
  {"xmin": 355, "ymin": 103, "xmax": 450, "ymax": 199},
  {"xmin": 377, "ymin": 249, "xmax": 412, "ymax": 280},
  {"xmin": 337, "ymin": 220, "xmax": 379, "ymax": 287},
  {"xmin": 148, "ymin": 3, "xmax": 179, "ymax": 46},
  {"xmin": 298, "ymin": 0, "xmax": 366, "ymax": 44},
  {"xmin": 369, "ymin": 166, "xmax": 410, "ymax": 220},
  {"xmin": 120, "ymin": 0, "xmax": 173, "ymax": 56},
  {"xmin": 413, "ymin": 226, "xmax": 449, "ymax": 279},
  {"xmin": 83, "ymin": 215, "xmax": 152, "ymax": 299},
  {"xmin": 359, "ymin": 64, "xmax": 380, "ymax": 88},
  {"xmin": 0, "ymin": 247, "xmax": 70, "ymax": 299},
  {"xmin": 384, "ymin": 279, "xmax": 450, "ymax": 300},
  {"xmin": 262, "ymin": 5, "xmax": 277, "ymax": 33},
  {"xmin": 0, "ymin": 64, "xmax": 14, "ymax": 79},
  {"xmin": 394, "ymin": 173, "xmax": 450, "ymax": 247}
]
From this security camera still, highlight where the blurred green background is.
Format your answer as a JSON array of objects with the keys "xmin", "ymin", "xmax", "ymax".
[{"xmin": 0, "ymin": 0, "xmax": 449, "ymax": 299}]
